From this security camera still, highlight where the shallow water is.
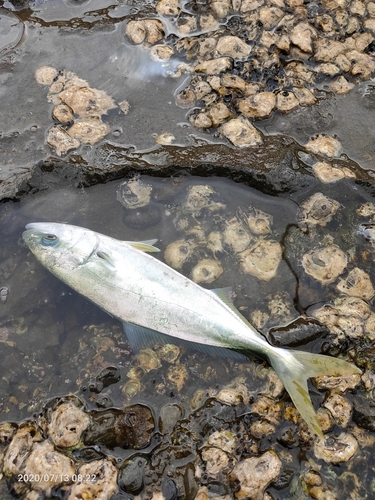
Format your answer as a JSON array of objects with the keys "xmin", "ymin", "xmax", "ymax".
[{"xmin": 2, "ymin": 0, "xmax": 375, "ymax": 498}]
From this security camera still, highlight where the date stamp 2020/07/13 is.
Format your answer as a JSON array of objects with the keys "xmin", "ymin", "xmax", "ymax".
[{"xmin": 17, "ymin": 473, "xmax": 97, "ymax": 483}]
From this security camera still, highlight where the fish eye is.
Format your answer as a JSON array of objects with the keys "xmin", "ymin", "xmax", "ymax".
[{"xmin": 41, "ymin": 234, "xmax": 59, "ymax": 247}]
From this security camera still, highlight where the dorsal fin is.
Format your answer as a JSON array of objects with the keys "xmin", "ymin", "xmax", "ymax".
[
  {"xmin": 210, "ymin": 287, "xmax": 256, "ymax": 330},
  {"xmin": 125, "ymin": 239, "xmax": 160, "ymax": 253}
]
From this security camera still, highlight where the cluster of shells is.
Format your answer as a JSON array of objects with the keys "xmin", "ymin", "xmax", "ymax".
[
  {"xmin": 35, "ymin": 66, "xmax": 129, "ymax": 156},
  {"xmin": 125, "ymin": 0, "xmax": 375, "ymax": 146},
  {"xmin": 118, "ymin": 178, "xmax": 284, "ymax": 284}
]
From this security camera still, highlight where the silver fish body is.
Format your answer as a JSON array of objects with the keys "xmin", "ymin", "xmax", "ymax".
[{"xmin": 23, "ymin": 222, "xmax": 362, "ymax": 438}]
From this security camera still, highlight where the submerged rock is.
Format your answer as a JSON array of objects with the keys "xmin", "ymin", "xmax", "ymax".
[
  {"xmin": 314, "ymin": 433, "xmax": 358, "ymax": 463},
  {"xmin": 229, "ymin": 451, "xmax": 282, "ymax": 499}
]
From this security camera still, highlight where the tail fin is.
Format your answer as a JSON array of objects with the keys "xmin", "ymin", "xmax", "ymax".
[{"xmin": 268, "ymin": 349, "xmax": 362, "ymax": 439}]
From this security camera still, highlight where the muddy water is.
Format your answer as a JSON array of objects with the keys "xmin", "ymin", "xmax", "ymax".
[{"xmin": 2, "ymin": 0, "xmax": 375, "ymax": 498}]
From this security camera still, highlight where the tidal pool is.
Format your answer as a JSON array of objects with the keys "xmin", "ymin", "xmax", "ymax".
[{"xmin": 2, "ymin": 0, "xmax": 375, "ymax": 498}]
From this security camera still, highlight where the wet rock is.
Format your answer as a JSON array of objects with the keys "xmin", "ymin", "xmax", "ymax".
[
  {"xmin": 167, "ymin": 363, "xmax": 188, "ymax": 391},
  {"xmin": 58, "ymin": 85, "xmax": 116, "ymax": 118},
  {"xmin": 216, "ymin": 36, "xmax": 251, "ymax": 58},
  {"xmin": 24, "ymin": 441, "xmax": 76, "ymax": 496},
  {"xmin": 46, "ymin": 400, "xmax": 90, "ymax": 448},
  {"xmin": 259, "ymin": 6, "xmax": 284, "ymax": 30},
  {"xmin": 150, "ymin": 45, "xmax": 174, "ymax": 62},
  {"xmin": 194, "ymin": 57, "xmax": 233, "ymax": 75},
  {"xmin": 314, "ymin": 433, "xmax": 358, "ymax": 463},
  {"xmin": 114, "ymin": 405, "xmax": 154, "ymax": 449},
  {"xmin": 125, "ymin": 20, "xmax": 147, "ymax": 44},
  {"xmin": 176, "ymin": 88, "xmax": 196, "ymax": 108},
  {"xmin": 121, "ymin": 379, "xmax": 141, "ymax": 399},
  {"xmin": 238, "ymin": 92, "xmax": 276, "ymax": 119},
  {"xmin": 156, "ymin": 344, "xmax": 180, "ymax": 363},
  {"xmin": 134, "ymin": 349, "xmax": 161, "ymax": 372},
  {"xmin": 156, "ymin": 132, "xmax": 176, "ymax": 144},
  {"xmin": 119, "ymin": 456, "xmax": 148, "ymax": 494},
  {"xmin": 223, "ymin": 216, "xmax": 254, "ymax": 253},
  {"xmin": 239, "ymin": 240, "xmax": 283, "ymax": 281},
  {"xmin": 191, "ymin": 259, "xmax": 223, "ymax": 284},
  {"xmin": 117, "ymin": 178, "xmax": 152, "ymax": 209},
  {"xmin": 46, "ymin": 126, "xmax": 80, "ymax": 156},
  {"xmin": 122, "ymin": 204, "xmax": 161, "ymax": 229},
  {"xmin": 305, "ymin": 135, "xmax": 342, "ymax": 158},
  {"xmin": 276, "ymin": 90, "xmax": 300, "ymax": 113},
  {"xmin": 352, "ymin": 393, "xmax": 375, "ymax": 431},
  {"xmin": 299, "ymin": 193, "xmax": 341, "ymax": 226},
  {"xmin": 323, "ymin": 393, "xmax": 353, "ymax": 428},
  {"xmin": 177, "ymin": 15, "xmax": 197, "ymax": 34},
  {"xmin": 164, "ymin": 239, "xmax": 196, "ymax": 269},
  {"xmin": 206, "ymin": 430, "xmax": 238, "ymax": 454},
  {"xmin": 67, "ymin": 118, "xmax": 110, "ymax": 145},
  {"xmin": 144, "ymin": 19, "xmax": 165, "ymax": 44},
  {"xmin": 221, "ymin": 117, "xmax": 263, "ymax": 147},
  {"xmin": 156, "ymin": 0, "xmax": 180, "ymax": 16},
  {"xmin": 53, "ymin": 103, "xmax": 74, "ymax": 123},
  {"xmin": 35, "ymin": 66, "xmax": 58, "ymax": 86},
  {"xmin": 159, "ymin": 404, "xmax": 183, "ymax": 433},
  {"xmin": 3, "ymin": 424, "xmax": 43, "ymax": 477},
  {"xmin": 201, "ymin": 447, "xmax": 230, "ymax": 474},
  {"xmin": 229, "ymin": 451, "xmax": 282, "ymax": 499},
  {"xmin": 243, "ymin": 206, "xmax": 272, "ymax": 235},
  {"xmin": 336, "ymin": 268, "xmax": 374, "ymax": 300},
  {"xmin": 290, "ymin": 22, "xmax": 316, "ymax": 53},
  {"xmin": 312, "ymin": 161, "xmax": 355, "ymax": 183},
  {"xmin": 216, "ymin": 380, "xmax": 249, "ymax": 405},
  {"xmin": 302, "ymin": 245, "xmax": 347, "ymax": 285},
  {"xmin": 67, "ymin": 459, "xmax": 118, "ymax": 500},
  {"xmin": 208, "ymin": 102, "xmax": 232, "ymax": 126}
]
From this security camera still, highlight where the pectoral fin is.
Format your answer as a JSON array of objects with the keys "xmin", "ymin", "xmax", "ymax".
[{"xmin": 125, "ymin": 239, "xmax": 160, "ymax": 252}]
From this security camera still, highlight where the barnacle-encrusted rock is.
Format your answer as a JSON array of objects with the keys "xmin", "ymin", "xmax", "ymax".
[
  {"xmin": 329, "ymin": 75, "xmax": 355, "ymax": 94},
  {"xmin": 125, "ymin": 20, "xmax": 146, "ymax": 44},
  {"xmin": 3, "ymin": 425, "xmax": 43, "ymax": 477},
  {"xmin": 210, "ymin": 0, "xmax": 231, "ymax": 18},
  {"xmin": 156, "ymin": 343, "xmax": 180, "ymax": 363},
  {"xmin": 191, "ymin": 259, "xmax": 223, "ymax": 284},
  {"xmin": 312, "ymin": 296, "xmax": 371, "ymax": 338},
  {"xmin": 122, "ymin": 379, "xmax": 141, "ymax": 399},
  {"xmin": 47, "ymin": 126, "xmax": 80, "ymax": 156},
  {"xmin": 357, "ymin": 202, "xmax": 375, "ymax": 218},
  {"xmin": 206, "ymin": 430, "xmax": 238, "ymax": 454},
  {"xmin": 216, "ymin": 35, "xmax": 251, "ymax": 58},
  {"xmin": 184, "ymin": 185, "xmax": 225, "ymax": 213},
  {"xmin": 194, "ymin": 57, "xmax": 233, "ymax": 75},
  {"xmin": 156, "ymin": 0, "xmax": 179, "ymax": 16},
  {"xmin": 302, "ymin": 245, "xmax": 347, "ymax": 284},
  {"xmin": 48, "ymin": 401, "xmax": 90, "ymax": 448},
  {"xmin": 216, "ymin": 380, "xmax": 249, "ymax": 405},
  {"xmin": 323, "ymin": 394, "xmax": 353, "ymax": 428},
  {"xmin": 239, "ymin": 240, "xmax": 282, "ymax": 281},
  {"xmin": 208, "ymin": 102, "xmax": 232, "ymax": 126},
  {"xmin": 336, "ymin": 268, "xmax": 375, "ymax": 300},
  {"xmin": 68, "ymin": 459, "xmax": 118, "ymax": 500},
  {"xmin": 202, "ymin": 447, "xmax": 230, "ymax": 474},
  {"xmin": 223, "ymin": 216, "xmax": 254, "ymax": 253},
  {"xmin": 117, "ymin": 178, "xmax": 152, "ymax": 209},
  {"xmin": 67, "ymin": 118, "xmax": 110, "ymax": 145},
  {"xmin": 35, "ymin": 66, "xmax": 58, "ymax": 85},
  {"xmin": 313, "ymin": 161, "xmax": 355, "ymax": 183},
  {"xmin": 24, "ymin": 441, "xmax": 76, "ymax": 495},
  {"xmin": 299, "ymin": 193, "xmax": 341, "ymax": 226},
  {"xmin": 164, "ymin": 239, "xmax": 196, "ymax": 269},
  {"xmin": 229, "ymin": 451, "xmax": 282, "ymax": 499},
  {"xmin": 221, "ymin": 117, "xmax": 263, "ymax": 147},
  {"xmin": 290, "ymin": 22, "xmax": 316, "ymax": 53},
  {"xmin": 58, "ymin": 86, "xmax": 116, "ymax": 117},
  {"xmin": 276, "ymin": 90, "xmax": 300, "ymax": 113},
  {"xmin": 207, "ymin": 231, "xmax": 224, "ymax": 256},
  {"xmin": 314, "ymin": 433, "xmax": 358, "ymax": 463},
  {"xmin": 134, "ymin": 349, "xmax": 161, "ymax": 372},
  {"xmin": 243, "ymin": 206, "xmax": 272, "ymax": 235},
  {"xmin": 150, "ymin": 45, "xmax": 174, "ymax": 61},
  {"xmin": 53, "ymin": 103, "xmax": 74, "ymax": 123},
  {"xmin": 305, "ymin": 135, "xmax": 342, "ymax": 158},
  {"xmin": 238, "ymin": 92, "xmax": 276, "ymax": 119},
  {"xmin": 167, "ymin": 363, "xmax": 188, "ymax": 391}
]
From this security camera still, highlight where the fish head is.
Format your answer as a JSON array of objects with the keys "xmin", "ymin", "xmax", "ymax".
[{"xmin": 23, "ymin": 222, "xmax": 102, "ymax": 275}]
